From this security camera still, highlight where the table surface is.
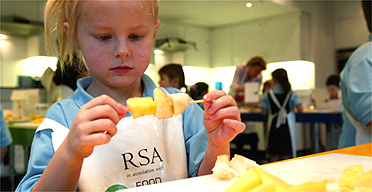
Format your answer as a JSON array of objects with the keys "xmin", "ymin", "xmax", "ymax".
[
  {"xmin": 124, "ymin": 143, "xmax": 372, "ymax": 192},
  {"xmin": 240, "ymin": 111, "xmax": 343, "ymax": 123}
]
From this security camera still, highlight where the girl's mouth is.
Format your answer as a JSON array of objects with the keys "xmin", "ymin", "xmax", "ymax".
[{"xmin": 111, "ymin": 66, "xmax": 133, "ymax": 73}]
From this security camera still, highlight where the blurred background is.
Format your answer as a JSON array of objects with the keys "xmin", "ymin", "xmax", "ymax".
[{"xmin": 0, "ymin": 0, "xmax": 369, "ymax": 190}]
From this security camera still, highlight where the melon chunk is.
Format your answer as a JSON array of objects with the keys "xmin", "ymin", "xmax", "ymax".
[{"xmin": 170, "ymin": 93, "xmax": 191, "ymax": 115}]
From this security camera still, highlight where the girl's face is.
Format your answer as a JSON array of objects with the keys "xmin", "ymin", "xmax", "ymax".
[{"xmin": 75, "ymin": 0, "xmax": 160, "ymax": 90}]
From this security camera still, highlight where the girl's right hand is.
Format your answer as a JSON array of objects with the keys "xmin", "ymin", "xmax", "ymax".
[{"xmin": 63, "ymin": 95, "xmax": 127, "ymax": 160}]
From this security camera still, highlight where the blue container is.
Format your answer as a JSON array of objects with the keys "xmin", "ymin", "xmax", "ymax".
[{"xmin": 215, "ymin": 82, "xmax": 223, "ymax": 90}]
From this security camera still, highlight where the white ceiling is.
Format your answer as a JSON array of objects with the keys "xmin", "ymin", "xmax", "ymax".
[
  {"xmin": 158, "ymin": 0, "xmax": 299, "ymax": 28},
  {"xmin": 0, "ymin": 1, "xmax": 298, "ymax": 29}
]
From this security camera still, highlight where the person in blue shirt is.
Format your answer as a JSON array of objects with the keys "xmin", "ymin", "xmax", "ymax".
[
  {"xmin": 0, "ymin": 105, "xmax": 12, "ymax": 163},
  {"xmin": 158, "ymin": 63, "xmax": 187, "ymax": 92},
  {"xmin": 16, "ymin": 0, "xmax": 245, "ymax": 191},
  {"xmin": 338, "ymin": 0, "xmax": 372, "ymax": 148},
  {"xmin": 260, "ymin": 69, "xmax": 303, "ymax": 162},
  {"xmin": 189, "ymin": 82, "xmax": 209, "ymax": 110}
]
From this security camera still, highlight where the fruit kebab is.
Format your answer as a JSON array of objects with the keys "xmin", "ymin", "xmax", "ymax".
[{"xmin": 127, "ymin": 87, "xmax": 204, "ymax": 119}]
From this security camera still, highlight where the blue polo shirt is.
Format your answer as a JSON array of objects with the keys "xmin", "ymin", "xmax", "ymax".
[
  {"xmin": 16, "ymin": 74, "xmax": 207, "ymax": 192},
  {"xmin": 338, "ymin": 34, "xmax": 372, "ymax": 148}
]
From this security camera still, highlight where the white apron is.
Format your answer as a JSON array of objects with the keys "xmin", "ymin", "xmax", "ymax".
[
  {"xmin": 344, "ymin": 108, "xmax": 372, "ymax": 145},
  {"xmin": 36, "ymin": 115, "xmax": 188, "ymax": 191},
  {"xmin": 265, "ymin": 91, "xmax": 297, "ymax": 158}
]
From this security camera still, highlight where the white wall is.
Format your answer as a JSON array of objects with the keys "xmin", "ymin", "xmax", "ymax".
[
  {"xmin": 274, "ymin": 0, "xmax": 369, "ymax": 88},
  {"xmin": 334, "ymin": 1, "xmax": 370, "ymax": 49},
  {"xmin": 1, "ymin": 36, "xmax": 28, "ymax": 87},
  {"xmin": 156, "ymin": 22, "xmax": 211, "ymax": 67},
  {"xmin": 211, "ymin": 12, "xmax": 302, "ymax": 67}
]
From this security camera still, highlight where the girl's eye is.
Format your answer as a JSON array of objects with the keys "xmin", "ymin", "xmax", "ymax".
[
  {"xmin": 129, "ymin": 34, "xmax": 142, "ymax": 40},
  {"xmin": 98, "ymin": 35, "xmax": 111, "ymax": 41}
]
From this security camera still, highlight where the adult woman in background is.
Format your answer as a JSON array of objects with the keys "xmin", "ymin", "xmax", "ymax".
[{"xmin": 229, "ymin": 56, "xmax": 267, "ymax": 103}]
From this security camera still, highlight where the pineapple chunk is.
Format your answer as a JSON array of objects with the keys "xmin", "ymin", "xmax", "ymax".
[
  {"xmin": 224, "ymin": 168, "xmax": 262, "ymax": 192},
  {"xmin": 254, "ymin": 167, "xmax": 293, "ymax": 191},
  {"xmin": 127, "ymin": 97, "xmax": 156, "ymax": 119},
  {"xmin": 154, "ymin": 88, "xmax": 174, "ymax": 119},
  {"xmin": 249, "ymin": 183, "xmax": 275, "ymax": 192},
  {"xmin": 289, "ymin": 181, "xmax": 328, "ymax": 191},
  {"xmin": 349, "ymin": 170, "xmax": 372, "ymax": 190},
  {"xmin": 170, "ymin": 93, "xmax": 191, "ymax": 115},
  {"xmin": 339, "ymin": 164, "xmax": 364, "ymax": 189}
]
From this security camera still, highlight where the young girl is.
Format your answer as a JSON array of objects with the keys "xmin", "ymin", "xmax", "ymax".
[
  {"xmin": 260, "ymin": 68, "xmax": 302, "ymax": 162},
  {"xmin": 16, "ymin": 0, "xmax": 245, "ymax": 191}
]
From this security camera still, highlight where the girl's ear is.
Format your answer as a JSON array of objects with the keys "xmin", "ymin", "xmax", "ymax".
[
  {"xmin": 153, "ymin": 20, "xmax": 161, "ymax": 39},
  {"xmin": 64, "ymin": 22, "xmax": 80, "ymax": 49}
]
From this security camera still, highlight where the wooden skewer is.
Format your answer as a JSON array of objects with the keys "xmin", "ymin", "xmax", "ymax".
[{"xmin": 190, "ymin": 100, "xmax": 204, "ymax": 104}]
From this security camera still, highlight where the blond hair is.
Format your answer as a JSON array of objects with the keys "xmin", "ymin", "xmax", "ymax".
[{"xmin": 44, "ymin": 0, "xmax": 159, "ymax": 72}]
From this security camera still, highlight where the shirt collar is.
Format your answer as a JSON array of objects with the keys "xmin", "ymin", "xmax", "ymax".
[{"xmin": 369, "ymin": 33, "xmax": 372, "ymax": 41}]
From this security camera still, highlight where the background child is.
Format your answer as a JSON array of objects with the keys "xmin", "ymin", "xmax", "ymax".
[
  {"xmin": 260, "ymin": 68, "xmax": 302, "ymax": 162},
  {"xmin": 189, "ymin": 82, "xmax": 209, "ymax": 109},
  {"xmin": 16, "ymin": 0, "xmax": 245, "ymax": 191},
  {"xmin": 158, "ymin": 63, "xmax": 187, "ymax": 92},
  {"xmin": 325, "ymin": 74, "xmax": 341, "ymax": 101}
]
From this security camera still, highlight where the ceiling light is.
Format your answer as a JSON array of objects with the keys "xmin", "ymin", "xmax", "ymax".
[
  {"xmin": 245, "ymin": 2, "xmax": 253, "ymax": 8},
  {"xmin": 154, "ymin": 49, "xmax": 164, "ymax": 55},
  {"xmin": 0, "ymin": 34, "xmax": 8, "ymax": 40}
]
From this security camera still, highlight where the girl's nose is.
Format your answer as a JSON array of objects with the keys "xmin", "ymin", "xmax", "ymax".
[{"xmin": 114, "ymin": 38, "xmax": 131, "ymax": 60}]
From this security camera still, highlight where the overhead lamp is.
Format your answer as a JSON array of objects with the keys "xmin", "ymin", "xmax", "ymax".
[
  {"xmin": 154, "ymin": 49, "xmax": 164, "ymax": 55},
  {"xmin": 245, "ymin": 2, "xmax": 253, "ymax": 8},
  {"xmin": 0, "ymin": 34, "xmax": 8, "ymax": 40}
]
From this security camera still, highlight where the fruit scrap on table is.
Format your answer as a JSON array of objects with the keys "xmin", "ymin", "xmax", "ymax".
[
  {"xmin": 213, "ymin": 154, "xmax": 371, "ymax": 192},
  {"xmin": 212, "ymin": 154, "xmax": 259, "ymax": 179}
]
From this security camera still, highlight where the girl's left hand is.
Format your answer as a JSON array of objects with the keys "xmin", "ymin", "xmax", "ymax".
[{"xmin": 203, "ymin": 90, "xmax": 246, "ymax": 147}]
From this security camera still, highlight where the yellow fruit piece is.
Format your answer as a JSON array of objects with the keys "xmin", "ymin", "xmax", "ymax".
[
  {"xmin": 339, "ymin": 164, "xmax": 364, "ymax": 189},
  {"xmin": 169, "ymin": 93, "xmax": 190, "ymax": 115},
  {"xmin": 349, "ymin": 170, "xmax": 372, "ymax": 190},
  {"xmin": 254, "ymin": 167, "xmax": 293, "ymax": 191},
  {"xmin": 289, "ymin": 181, "xmax": 328, "ymax": 191},
  {"xmin": 224, "ymin": 168, "xmax": 262, "ymax": 192},
  {"xmin": 212, "ymin": 154, "xmax": 237, "ymax": 179},
  {"xmin": 154, "ymin": 88, "xmax": 173, "ymax": 119},
  {"xmin": 127, "ymin": 97, "xmax": 156, "ymax": 119},
  {"xmin": 249, "ymin": 183, "xmax": 275, "ymax": 192},
  {"xmin": 230, "ymin": 154, "xmax": 259, "ymax": 176}
]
